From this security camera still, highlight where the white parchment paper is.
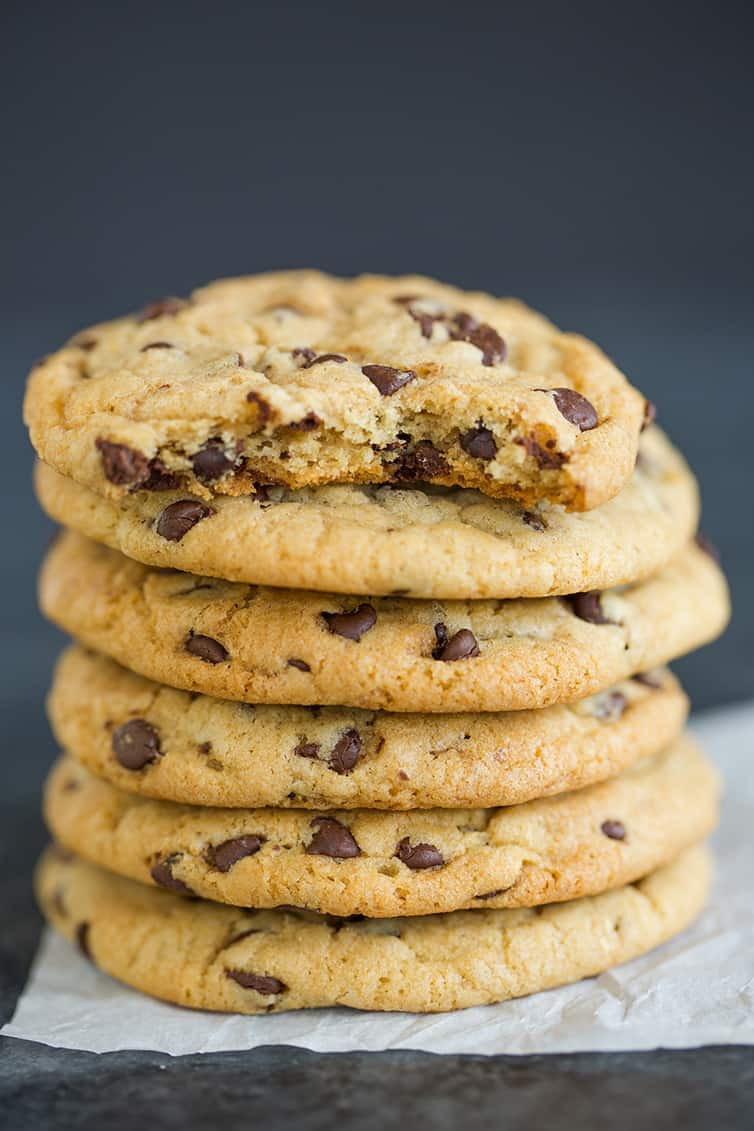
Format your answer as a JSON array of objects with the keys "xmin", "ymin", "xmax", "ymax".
[{"xmin": 4, "ymin": 702, "xmax": 754, "ymax": 1056}]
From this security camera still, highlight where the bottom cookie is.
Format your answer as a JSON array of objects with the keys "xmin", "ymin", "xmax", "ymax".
[{"xmin": 37, "ymin": 844, "xmax": 710, "ymax": 1014}]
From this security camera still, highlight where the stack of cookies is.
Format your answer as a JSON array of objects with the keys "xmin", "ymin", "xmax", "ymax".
[{"xmin": 24, "ymin": 272, "xmax": 729, "ymax": 1014}]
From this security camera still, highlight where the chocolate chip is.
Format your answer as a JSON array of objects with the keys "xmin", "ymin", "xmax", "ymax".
[
  {"xmin": 137, "ymin": 297, "xmax": 186, "ymax": 322},
  {"xmin": 112, "ymin": 719, "xmax": 161, "ymax": 770},
  {"xmin": 223, "ymin": 927, "xmax": 263, "ymax": 947},
  {"xmin": 642, "ymin": 400, "xmax": 657, "ymax": 430},
  {"xmin": 362, "ymin": 364, "xmax": 416, "ymax": 396},
  {"xmin": 207, "ymin": 835, "xmax": 265, "ymax": 873},
  {"xmin": 459, "ymin": 424, "xmax": 497, "ymax": 460},
  {"xmin": 601, "ymin": 820, "xmax": 627, "ymax": 841},
  {"xmin": 592, "ymin": 690, "xmax": 628, "ymax": 721},
  {"xmin": 150, "ymin": 855, "xmax": 194, "ymax": 894},
  {"xmin": 516, "ymin": 434, "xmax": 567, "ymax": 469},
  {"xmin": 632, "ymin": 671, "xmax": 663, "ymax": 689},
  {"xmin": 156, "ymin": 499, "xmax": 214, "ymax": 542},
  {"xmin": 294, "ymin": 741, "xmax": 321, "ymax": 759},
  {"xmin": 191, "ymin": 440, "xmax": 236, "ymax": 483},
  {"xmin": 409, "ymin": 309, "xmax": 438, "ymax": 338},
  {"xmin": 140, "ymin": 341, "xmax": 174, "ymax": 352},
  {"xmin": 395, "ymin": 838, "xmax": 444, "ymax": 869},
  {"xmin": 288, "ymin": 412, "xmax": 322, "ymax": 431},
  {"xmin": 329, "ymin": 729, "xmax": 362, "ymax": 774},
  {"xmin": 226, "ymin": 970, "xmax": 287, "ymax": 995},
  {"xmin": 390, "ymin": 441, "xmax": 449, "ymax": 482},
  {"xmin": 141, "ymin": 458, "xmax": 180, "ymax": 491},
  {"xmin": 395, "ymin": 298, "xmax": 442, "ymax": 339},
  {"xmin": 246, "ymin": 391, "xmax": 272, "ymax": 423},
  {"xmin": 287, "ymin": 658, "xmax": 311, "ymax": 672},
  {"xmin": 433, "ymin": 622, "xmax": 448, "ymax": 652},
  {"xmin": 198, "ymin": 741, "xmax": 212, "ymax": 754},
  {"xmin": 322, "ymin": 603, "xmax": 377, "ymax": 641},
  {"xmin": 695, "ymin": 532, "xmax": 720, "ymax": 562},
  {"xmin": 449, "ymin": 313, "xmax": 506, "ymax": 365},
  {"xmin": 475, "ymin": 889, "xmax": 506, "ymax": 901},
  {"xmin": 95, "ymin": 439, "xmax": 149, "ymax": 486},
  {"xmin": 522, "ymin": 510, "xmax": 546, "ymax": 532},
  {"xmin": 291, "ymin": 347, "xmax": 317, "ymax": 366},
  {"xmin": 306, "ymin": 817, "xmax": 361, "ymax": 858},
  {"xmin": 307, "ymin": 353, "xmax": 347, "ymax": 366},
  {"xmin": 185, "ymin": 633, "xmax": 229, "ymax": 664},
  {"xmin": 567, "ymin": 591, "xmax": 613, "ymax": 625},
  {"xmin": 432, "ymin": 624, "xmax": 480, "ymax": 661},
  {"xmin": 76, "ymin": 921, "xmax": 92, "ymax": 959},
  {"xmin": 546, "ymin": 388, "xmax": 598, "ymax": 431}
]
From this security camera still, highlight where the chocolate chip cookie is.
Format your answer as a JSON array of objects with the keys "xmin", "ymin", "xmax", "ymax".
[
  {"xmin": 39, "ymin": 532, "xmax": 730, "ymax": 712},
  {"xmin": 44, "ymin": 737, "xmax": 719, "ymax": 917},
  {"xmin": 36, "ymin": 843, "xmax": 711, "ymax": 1013},
  {"xmin": 49, "ymin": 646, "xmax": 688, "ymax": 809},
  {"xmin": 24, "ymin": 271, "xmax": 647, "ymax": 512},
  {"xmin": 34, "ymin": 425, "xmax": 698, "ymax": 599}
]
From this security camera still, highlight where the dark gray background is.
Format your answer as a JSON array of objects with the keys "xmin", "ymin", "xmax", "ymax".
[{"xmin": 1, "ymin": 1, "xmax": 752, "ymax": 1127}]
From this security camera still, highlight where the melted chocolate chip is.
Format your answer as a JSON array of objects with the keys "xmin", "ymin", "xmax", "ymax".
[
  {"xmin": 305, "ymin": 817, "xmax": 361, "ymax": 858},
  {"xmin": 567, "ymin": 591, "xmax": 613, "ymax": 625},
  {"xmin": 95, "ymin": 439, "xmax": 149, "ymax": 486},
  {"xmin": 522, "ymin": 510, "xmax": 546, "ymax": 532},
  {"xmin": 391, "ymin": 441, "xmax": 449, "ymax": 482},
  {"xmin": 226, "ymin": 970, "xmax": 287, "ymax": 995},
  {"xmin": 601, "ymin": 820, "xmax": 627, "ymax": 841},
  {"xmin": 112, "ymin": 719, "xmax": 161, "ymax": 770},
  {"xmin": 516, "ymin": 434, "xmax": 567, "ymax": 469},
  {"xmin": 475, "ymin": 889, "xmax": 506, "ymax": 901},
  {"xmin": 246, "ymin": 391, "xmax": 272, "ymax": 422},
  {"xmin": 76, "ymin": 921, "xmax": 92, "ymax": 959},
  {"xmin": 409, "ymin": 308, "xmax": 438, "ymax": 338},
  {"xmin": 294, "ymin": 741, "xmax": 321, "ymax": 760},
  {"xmin": 288, "ymin": 412, "xmax": 322, "ymax": 431},
  {"xmin": 394, "ymin": 297, "xmax": 442, "ymax": 339},
  {"xmin": 223, "ymin": 927, "xmax": 263, "ymax": 947},
  {"xmin": 207, "ymin": 835, "xmax": 265, "ymax": 873},
  {"xmin": 432, "ymin": 624, "xmax": 480, "ymax": 661},
  {"xmin": 141, "ymin": 459, "xmax": 180, "ymax": 491},
  {"xmin": 287, "ymin": 658, "xmax": 311, "ymax": 672},
  {"xmin": 546, "ymin": 387, "xmax": 598, "ymax": 431},
  {"xmin": 449, "ymin": 313, "xmax": 506, "ymax": 365},
  {"xmin": 321, "ymin": 603, "xmax": 377, "ymax": 641},
  {"xmin": 329, "ymin": 729, "xmax": 362, "ymax": 774},
  {"xmin": 395, "ymin": 837, "xmax": 444, "ymax": 869},
  {"xmin": 291, "ymin": 347, "xmax": 316, "ymax": 366},
  {"xmin": 156, "ymin": 499, "xmax": 214, "ymax": 542},
  {"xmin": 140, "ymin": 341, "xmax": 174, "ymax": 352},
  {"xmin": 362, "ymin": 364, "xmax": 416, "ymax": 396},
  {"xmin": 191, "ymin": 441, "xmax": 236, "ymax": 483},
  {"xmin": 137, "ymin": 297, "xmax": 186, "ymax": 322},
  {"xmin": 642, "ymin": 400, "xmax": 657, "ymax": 430},
  {"xmin": 307, "ymin": 353, "xmax": 347, "ymax": 366},
  {"xmin": 592, "ymin": 690, "xmax": 628, "ymax": 721},
  {"xmin": 185, "ymin": 633, "xmax": 229, "ymax": 664},
  {"xmin": 150, "ymin": 855, "xmax": 194, "ymax": 894},
  {"xmin": 459, "ymin": 424, "xmax": 497, "ymax": 461}
]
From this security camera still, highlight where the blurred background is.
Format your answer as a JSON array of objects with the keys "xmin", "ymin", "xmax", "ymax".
[{"xmin": 2, "ymin": 0, "xmax": 752, "ymax": 810}]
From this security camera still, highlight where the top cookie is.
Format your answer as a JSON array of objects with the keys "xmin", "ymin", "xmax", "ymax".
[{"xmin": 24, "ymin": 271, "xmax": 647, "ymax": 511}]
